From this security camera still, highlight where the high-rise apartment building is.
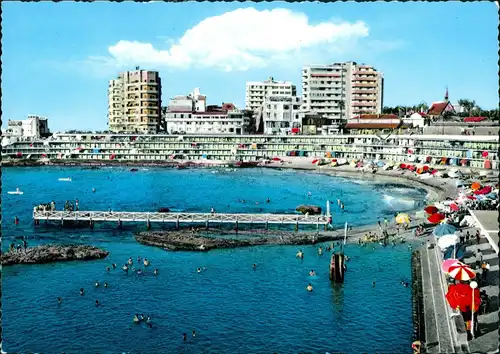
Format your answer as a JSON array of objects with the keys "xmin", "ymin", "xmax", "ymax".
[
  {"xmin": 301, "ymin": 62, "xmax": 383, "ymax": 129},
  {"xmin": 245, "ymin": 77, "xmax": 296, "ymax": 112},
  {"xmin": 108, "ymin": 67, "xmax": 162, "ymax": 134}
]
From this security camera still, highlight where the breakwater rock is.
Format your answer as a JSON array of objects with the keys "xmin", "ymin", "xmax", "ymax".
[
  {"xmin": 1, "ymin": 244, "xmax": 109, "ymax": 265},
  {"xmin": 296, "ymin": 205, "xmax": 322, "ymax": 215},
  {"xmin": 135, "ymin": 230, "xmax": 342, "ymax": 252}
]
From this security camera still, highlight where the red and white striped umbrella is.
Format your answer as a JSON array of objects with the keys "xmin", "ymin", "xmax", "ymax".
[{"xmin": 448, "ymin": 263, "xmax": 476, "ymax": 281}]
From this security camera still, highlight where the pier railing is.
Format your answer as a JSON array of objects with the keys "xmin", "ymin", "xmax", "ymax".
[{"xmin": 33, "ymin": 210, "xmax": 330, "ymax": 226}]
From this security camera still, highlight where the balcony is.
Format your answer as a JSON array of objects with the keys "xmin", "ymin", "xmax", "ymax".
[
  {"xmin": 352, "ymin": 83, "xmax": 377, "ymax": 88},
  {"xmin": 352, "ymin": 102, "xmax": 377, "ymax": 107}
]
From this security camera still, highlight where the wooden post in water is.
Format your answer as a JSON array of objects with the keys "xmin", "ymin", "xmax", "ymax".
[
  {"xmin": 146, "ymin": 219, "xmax": 151, "ymax": 230},
  {"xmin": 206, "ymin": 219, "xmax": 209, "ymax": 230},
  {"xmin": 295, "ymin": 220, "xmax": 299, "ymax": 232},
  {"xmin": 176, "ymin": 216, "xmax": 180, "ymax": 230}
]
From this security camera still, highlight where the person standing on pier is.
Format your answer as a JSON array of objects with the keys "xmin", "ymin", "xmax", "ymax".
[
  {"xmin": 210, "ymin": 207, "xmax": 215, "ymax": 215},
  {"xmin": 75, "ymin": 199, "xmax": 79, "ymax": 211},
  {"xmin": 22, "ymin": 237, "xmax": 27, "ymax": 252}
]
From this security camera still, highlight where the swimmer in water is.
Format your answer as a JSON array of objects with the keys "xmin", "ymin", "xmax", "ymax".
[
  {"xmin": 106, "ymin": 266, "xmax": 110, "ymax": 272},
  {"xmin": 136, "ymin": 269, "xmax": 142, "ymax": 275},
  {"xmin": 104, "ymin": 282, "xmax": 108, "ymax": 288},
  {"xmin": 253, "ymin": 263, "xmax": 257, "ymax": 270},
  {"xmin": 296, "ymin": 249, "xmax": 304, "ymax": 259},
  {"xmin": 318, "ymin": 247, "xmax": 323, "ymax": 256},
  {"xmin": 309, "ymin": 270, "xmax": 316, "ymax": 276},
  {"xmin": 192, "ymin": 330, "xmax": 196, "ymax": 337},
  {"xmin": 197, "ymin": 268, "xmax": 202, "ymax": 273},
  {"xmin": 404, "ymin": 282, "xmax": 409, "ymax": 287},
  {"xmin": 132, "ymin": 267, "xmax": 136, "ymax": 272},
  {"xmin": 307, "ymin": 191, "xmax": 312, "ymax": 198},
  {"xmin": 266, "ymin": 198, "xmax": 270, "ymax": 203},
  {"xmin": 123, "ymin": 264, "xmax": 129, "ymax": 273},
  {"xmin": 92, "ymin": 188, "xmax": 96, "ymax": 193},
  {"xmin": 372, "ymin": 281, "xmax": 376, "ymax": 287},
  {"xmin": 203, "ymin": 266, "xmax": 207, "ymax": 271},
  {"xmin": 137, "ymin": 256, "xmax": 141, "ymax": 263},
  {"xmin": 112, "ymin": 263, "xmax": 116, "ymax": 269},
  {"xmin": 80, "ymin": 288, "xmax": 84, "ymax": 296},
  {"xmin": 183, "ymin": 333, "xmax": 187, "ymax": 341},
  {"xmin": 95, "ymin": 300, "xmax": 100, "ymax": 306},
  {"xmin": 95, "ymin": 282, "xmax": 99, "ymax": 288},
  {"xmin": 306, "ymin": 283, "xmax": 313, "ymax": 292},
  {"xmin": 58, "ymin": 297, "xmax": 62, "ymax": 304},
  {"xmin": 128, "ymin": 257, "xmax": 133, "ymax": 265},
  {"xmin": 153, "ymin": 269, "xmax": 159, "ymax": 275},
  {"xmin": 133, "ymin": 314, "xmax": 140, "ymax": 324}
]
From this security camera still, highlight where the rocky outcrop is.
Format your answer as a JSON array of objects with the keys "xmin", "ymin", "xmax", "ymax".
[
  {"xmin": 1, "ymin": 244, "xmax": 109, "ymax": 265},
  {"xmin": 135, "ymin": 230, "xmax": 342, "ymax": 252},
  {"xmin": 295, "ymin": 205, "xmax": 322, "ymax": 215}
]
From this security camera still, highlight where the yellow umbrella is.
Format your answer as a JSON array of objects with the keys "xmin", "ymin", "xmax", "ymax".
[{"xmin": 395, "ymin": 213, "xmax": 411, "ymax": 224}]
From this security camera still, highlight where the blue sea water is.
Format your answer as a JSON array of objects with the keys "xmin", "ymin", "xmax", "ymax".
[{"xmin": 2, "ymin": 167, "xmax": 426, "ymax": 353}]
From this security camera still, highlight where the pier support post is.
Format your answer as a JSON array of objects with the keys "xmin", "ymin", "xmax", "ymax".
[
  {"xmin": 146, "ymin": 219, "xmax": 151, "ymax": 230},
  {"xmin": 61, "ymin": 218, "xmax": 64, "ymax": 227},
  {"xmin": 89, "ymin": 219, "xmax": 94, "ymax": 229},
  {"xmin": 34, "ymin": 219, "xmax": 40, "ymax": 226},
  {"xmin": 206, "ymin": 220, "xmax": 209, "ymax": 230},
  {"xmin": 316, "ymin": 218, "xmax": 320, "ymax": 231},
  {"xmin": 176, "ymin": 216, "xmax": 180, "ymax": 230},
  {"xmin": 295, "ymin": 221, "xmax": 299, "ymax": 232},
  {"xmin": 235, "ymin": 220, "xmax": 239, "ymax": 233},
  {"xmin": 265, "ymin": 220, "xmax": 268, "ymax": 230},
  {"xmin": 118, "ymin": 219, "xmax": 122, "ymax": 229}
]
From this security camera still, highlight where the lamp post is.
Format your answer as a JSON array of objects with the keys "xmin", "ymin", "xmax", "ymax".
[{"xmin": 470, "ymin": 281, "xmax": 478, "ymax": 339}]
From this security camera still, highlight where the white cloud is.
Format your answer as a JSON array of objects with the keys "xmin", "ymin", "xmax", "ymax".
[{"xmin": 87, "ymin": 8, "xmax": 370, "ymax": 72}]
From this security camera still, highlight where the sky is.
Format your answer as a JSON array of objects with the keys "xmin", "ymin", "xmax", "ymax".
[{"xmin": 2, "ymin": 2, "xmax": 498, "ymax": 131}]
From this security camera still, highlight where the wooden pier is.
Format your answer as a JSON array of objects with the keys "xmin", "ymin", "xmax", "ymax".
[{"xmin": 33, "ymin": 205, "xmax": 333, "ymax": 231}]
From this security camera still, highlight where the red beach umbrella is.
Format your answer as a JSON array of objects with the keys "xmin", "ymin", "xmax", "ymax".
[
  {"xmin": 427, "ymin": 213, "xmax": 445, "ymax": 224},
  {"xmin": 474, "ymin": 186, "xmax": 492, "ymax": 195},
  {"xmin": 482, "ymin": 151, "xmax": 489, "ymax": 158},
  {"xmin": 448, "ymin": 263, "xmax": 476, "ymax": 281},
  {"xmin": 423, "ymin": 165, "xmax": 430, "ymax": 171},
  {"xmin": 442, "ymin": 259, "xmax": 461, "ymax": 273},
  {"xmin": 272, "ymin": 157, "xmax": 282, "ymax": 161},
  {"xmin": 450, "ymin": 203, "xmax": 459, "ymax": 212},
  {"xmin": 446, "ymin": 283, "xmax": 481, "ymax": 312},
  {"xmin": 399, "ymin": 163, "xmax": 407, "ymax": 169},
  {"xmin": 424, "ymin": 206, "xmax": 439, "ymax": 214},
  {"xmin": 430, "ymin": 170, "xmax": 438, "ymax": 175}
]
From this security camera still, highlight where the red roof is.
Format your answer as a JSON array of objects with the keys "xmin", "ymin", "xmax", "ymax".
[
  {"xmin": 464, "ymin": 117, "xmax": 487, "ymax": 123},
  {"xmin": 428, "ymin": 101, "xmax": 454, "ymax": 116},
  {"xmin": 345, "ymin": 123, "xmax": 400, "ymax": 129},
  {"xmin": 353, "ymin": 114, "xmax": 399, "ymax": 119}
]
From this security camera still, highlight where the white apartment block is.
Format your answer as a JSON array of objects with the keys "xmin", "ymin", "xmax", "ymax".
[
  {"xmin": 302, "ymin": 62, "xmax": 383, "ymax": 128},
  {"xmin": 165, "ymin": 88, "xmax": 248, "ymax": 135},
  {"xmin": 245, "ymin": 77, "xmax": 297, "ymax": 112},
  {"xmin": 165, "ymin": 111, "xmax": 248, "ymax": 135},
  {"xmin": 262, "ymin": 96, "xmax": 303, "ymax": 135},
  {"xmin": 3, "ymin": 115, "xmax": 50, "ymax": 139},
  {"xmin": 108, "ymin": 67, "xmax": 162, "ymax": 134}
]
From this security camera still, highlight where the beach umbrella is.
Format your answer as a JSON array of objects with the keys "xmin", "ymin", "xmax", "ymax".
[
  {"xmin": 423, "ymin": 165, "xmax": 430, "ymax": 171},
  {"xmin": 448, "ymin": 263, "xmax": 476, "ymax": 282},
  {"xmin": 272, "ymin": 157, "xmax": 282, "ymax": 161},
  {"xmin": 311, "ymin": 159, "xmax": 319, "ymax": 164},
  {"xmin": 474, "ymin": 186, "xmax": 492, "ymax": 195},
  {"xmin": 434, "ymin": 223, "xmax": 457, "ymax": 237},
  {"xmin": 482, "ymin": 151, "xmax": 489, "ymax": 158},
  {"xmin": 449, "ymin": 203, "xmax": 459, "ymax": 212},
  {"xmin": 446, "ymin": 283, "xmax": 481, "ymax": 312},
  {"xmin": 442, "ymin": 259, "xmax": 461, "ymax": 273},
  {"xmin": 437, "ymin": 235, "xmax": 458, "ymax": 250},
  {"xmin": 424, "ymin": 206, "xmax": 438, "ymax": 214},
  {"xmin": 395, "ymin": 213, "xmax": 411, "ymax": 224},
  {"xmin": 471, "ymin": 182, "xmax": 481, "ymax": 191},
  {"xmin": 428, "ymin": 213, "xmax": 445, "ymax": 224},
  {"xmin": 399, "ymin": 163, "xmax": 407, "ymax": 169}
]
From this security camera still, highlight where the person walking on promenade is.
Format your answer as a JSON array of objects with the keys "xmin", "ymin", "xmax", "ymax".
[
  {"xmin": 475, "ymin": 230, "xmax": 481, "ymax": 245},
  {"xmin": 459, "ymin": 231, "xmax": 465, "ymax": 244},
  {"xmin": 465, "ymin": 231, "xmax": 470, "ymax": 244},
  {"xmin": 475, "ymin": 250, "xmax": 483, "ymax": 269}
]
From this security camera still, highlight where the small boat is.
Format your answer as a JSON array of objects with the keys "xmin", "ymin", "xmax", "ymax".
[
  {"xmin": 58, "ymin": 177, "xmax": 72, "ymax": 182},
  {"xmin": 7, "ymin": 188, "xmax": 23, "ymax": 195}
]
